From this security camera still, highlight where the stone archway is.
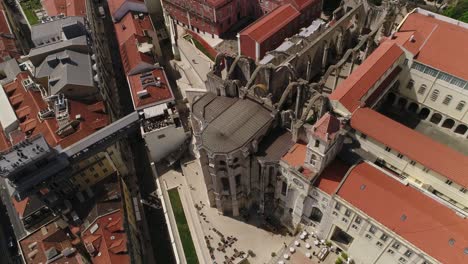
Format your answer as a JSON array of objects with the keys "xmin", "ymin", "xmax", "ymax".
[
  {"xmin": 309, "ymin": 207, "xmax": 323, "ymax": 223},
  {"xmin": 441, "ymin": 119, "xmax": 455, "ymax": 129},
  {"xmin": 430, "ymin": 113, "xmax": 443, "ymax": 124},
  {"xmin": 454, "ymin": 124, "xmax": 468, "ymax": 135},
  {"xmin": 408, "ymin": 102, "xmax": 419, "ymax": 113},
  {"xmin": 418, "ymin": 108, "xmax": 430, "ymax": 119}
]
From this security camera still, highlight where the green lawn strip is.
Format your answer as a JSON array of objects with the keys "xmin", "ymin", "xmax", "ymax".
[
  {"xmin": 168, "ymin": 188, "xmax": 199, "ymax": 264},
  {"xmin": 184, "ymin": 35, "xmax": 215, "ymax": 61},
  {"xmin": 20, "ymin": 0, "xmax": 41, "ymax": 25}
]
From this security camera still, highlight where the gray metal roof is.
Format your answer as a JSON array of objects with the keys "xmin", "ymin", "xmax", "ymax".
[
  {"xmin": 257, "ymin": 129, "xmax": 293, "ymax": 162},
  {"xmin": 28, "ymin": 36, "xmax": 89, "ymax": 66},
  {"xmin": 194, "ymin": 94, "xmax": 273, "ymax": 153},
  {"xmin": 31, "ymin": 16, "xmax": 85, "ymax": 46},
  {"xmin": 35, "ymin": 50, "xmax": 94, "ymax": 95}
]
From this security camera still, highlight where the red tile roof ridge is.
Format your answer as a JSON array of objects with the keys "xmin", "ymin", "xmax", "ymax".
[
  {"xmin": 240, "ymin": 4, "xmax": 300, "ymax": 43},
  {"xmin": 329, "ymin": 41, "xmax": 404, "ymax": 113},
  {"xmin": 399, "ymin": 12, "xmax": 468, "ymax": 80},
  {"xmin": 311, "ymin": 113, "xmax": 341, "ymax": 141},
  {"xmin": 338, "ymin": 162, "xmax": 468, "ymax": 264},
  {"xmin": 313, "ymin": 159, "xmax": 350, "ymax": 195},
  {"xmin": 350, "ymin": 108, "xmax": 468, "ymax": 187}
]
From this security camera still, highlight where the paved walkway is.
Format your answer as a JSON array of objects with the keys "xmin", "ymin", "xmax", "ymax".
[{"xmin": 181, "ymin": 159, "xmax": 294, "ymax": 264}]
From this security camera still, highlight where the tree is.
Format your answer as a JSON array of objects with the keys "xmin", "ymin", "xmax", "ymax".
[{"xmin": 444, "ymin": 0, "xmax": 468, "ymax": 22}]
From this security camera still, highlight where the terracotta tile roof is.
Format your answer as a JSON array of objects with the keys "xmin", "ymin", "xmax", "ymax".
[
  {"xmin": 114, "ymin": 12, "xmax": 153, "ymax": 45},
  {"xmin": 1, "ymin": 72, "xmax": 109, "ymax": 150},
  {"xmin": 127, "ymin": 67, "xmax": 174, "ymax": 110},
  {"xmin": 82, "ymin": 210, "xmax": 130, "ymax": 264},
  {"xmin": 19, "ymin": 220, "xmax": 83, "ymax": 264},
  {"xmin": 399, "ymin": 12, "xmax": 468, "ymax": 80},
  {"xmin": 286, "ymin": 0, "xmax": 317, "ymax": 11},
  {"xmin": 42, "ymin": 0, "xmax": 86, "ymax": 17},
  {"xmin": 0, "ymin": 10, "xmax": 20, "ymax": 61},
  {"xmin": 311, "ymin": 113, "xmax": 341, "ymax": 142},
  {"xmin": 350, "ymin": 108, "xmax": 468, "ymax": 187},
  {"xmin": 119, "ymin": 34, "xmax": 154, "ymax": 75},
  {"xmin": 12, "ymin": 196, "xmax": 29, "ymax": 218},
  {"xmin": 281, "ymin": 142, "xmax": 307, "ymax": 167},
  {"xmin": 313, "ymin": 159, "xmax": 350, "ymax": 195},
  {"xmin": 329, "ymin": 42, "xmax": 404, "ymax": 113},
  {"xmin": 338, "ymin": 162, "xmax": 468, "ymax": 264},
  {"xmin": 108, "ymin": 0, "xmax": 145, "ymax": 19},
  {"xmin": 240, "ymin": 4, "xmax": 300, "ymax": 43},
  {"xmin": 0, "ymin": 125, "xmax": 10, "ymax": 151}
]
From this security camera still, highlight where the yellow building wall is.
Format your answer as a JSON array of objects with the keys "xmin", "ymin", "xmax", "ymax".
[{"xmin": 70, "ymin": 152, "xmax": 117, "ymax": 191}]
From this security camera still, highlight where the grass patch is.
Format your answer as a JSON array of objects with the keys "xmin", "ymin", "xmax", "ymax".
[
  {"xmin": 168, "ymin": 188, "xmax": 199, "ymax": 264},
  {"xmin": 20, "ymin": 0, "xmax": 42, "ymax": 25},
  {"xmin": 184, "ymin": 35, "xmax": 215, "ymax": 61}
]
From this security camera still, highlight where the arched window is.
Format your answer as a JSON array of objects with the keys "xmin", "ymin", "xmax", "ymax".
[
  {"xmin": 430, "ymin": 89, "xmax": 439, "ymax": 101},
  {"xmin": 310, "ymin": 154, "xmax": 317, "ymax": 165},
  {"xmin": 417, "ymin": 84, "xmax": 427, "ymax": 95},
  {"xmin": 407, "ymin": 79, "xmax": 414, "ymax": 89},
  {"xmin": 456, "ymin": 101, "xmax": 466, "ymax": 111},
  {"xmin": 442, "ymin": 95, "xmax": 452, "ymax": 105}
]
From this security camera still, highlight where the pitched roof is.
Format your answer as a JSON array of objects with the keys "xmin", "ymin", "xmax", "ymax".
[
  {"xmin": 0, "ymin": 10, "xmax": 20, "ymax": 61},
  {"xmin": 338, "ymin": 162, "xmax": 468, "ymax": 264},
  {"xmin": 1, "ymin": 70, "xmax": 109, "ymax": 150},
  {"xmin": 281, "ymin": 142, "xmax": 307, "ymax": 168},
  {"xmin": 19, "ymin": 219, "xmax": 82, "ymax": 264},
  {"xmin": 35, "ymin": 50, "xmax": 94, "ymax": 94},
  {"xmin": 196, "ymin": 96, "xmax": 273, "ymax": 153},
  {"xmin": 399, "ymin": 11, "xmax": 468, "ymax": 80},
  {"xmin": 313, "ymin": 158, "xmax": 350, "ymax": 195},
  {"xmin": 329, "ymin": 42, "xmax": 404, "ymax": 113},
  {"xmin": 114, "ymin": 12, "xmax": 153, "ymax": 45},
  {"xmin": 311, "ymin": 113, "xmax": 341, "ymax": 142},
  {"xmin": 42, "ymin": 0, "xmax": 86, "ymax": 17},
  {"xmin": 82, "ymin": 210, "xmax": 130, "ymax": 264},
  {"xmin": 350, "ymin": 108, "xmax": 468, "ymax": 187},
  {"xmin": 119, "ymin": 34, "xmax": 155, "ymax": 75},
  {"xmin": 240, "ymin": 4, "xmax": 300, "ymax": 43}
]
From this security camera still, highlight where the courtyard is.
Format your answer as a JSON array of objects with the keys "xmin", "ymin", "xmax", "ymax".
[
  {"xmin": 19, "ymin": 0, "xmax": 44, "ymax": 25},
  {"xmin": 157, "ymin": 158, "xmax": 296, "ymax": 264}
]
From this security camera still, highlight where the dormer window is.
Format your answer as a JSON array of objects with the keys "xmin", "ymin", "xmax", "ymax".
[{"xmin": 314, "ymin": 140, "xmax": 319, "ymax": 148}]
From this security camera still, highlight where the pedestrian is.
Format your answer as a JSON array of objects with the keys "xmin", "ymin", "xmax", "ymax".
[{"xmin": 283, "ymin": 242, "xmax": 287, "ymax": 248}]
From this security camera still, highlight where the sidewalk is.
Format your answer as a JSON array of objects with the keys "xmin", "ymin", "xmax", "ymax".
[{"xmin": 154, "ymin": 164, "xmax": 212, "ymax": 264}]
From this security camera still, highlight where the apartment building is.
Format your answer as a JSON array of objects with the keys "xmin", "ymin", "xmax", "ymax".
[
  {"xmin": 109, "ymin": 0, "xmax": 189, "ymax": 162},
  {"xmin": 162, "ymin": 0, "xmax": 322, "ymax": 38},
  {"xmin": 388, "ymin": 9, "xmax": 468, "ymax": 136}
]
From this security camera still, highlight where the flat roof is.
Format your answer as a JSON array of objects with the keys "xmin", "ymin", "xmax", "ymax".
[
  {"xmin": 338, "ymin": 162, "xmax": 468, "ymax": 264},
  {"xmin": 351, "ymin": 108, "xmax": 468, "ymax": 188},
  {"xmin": 127, "ymin": 67, "xmax": 174, "ymax": 110}
]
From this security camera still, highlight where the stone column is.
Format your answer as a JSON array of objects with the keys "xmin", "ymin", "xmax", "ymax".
[
  {"xmin": 348, "ymin": 51, "xmax": 356, "ymax": 76},
  {"xmin": 363, "ymin": 39, "xmax": 373, "ymax": 60},
  {"xmin": 333, "ymin": 66, "xmax": 341, "ymax": 91},
  {"xmin": 322, "ymin": 43, "xmax": 329, "ymax": 73}
]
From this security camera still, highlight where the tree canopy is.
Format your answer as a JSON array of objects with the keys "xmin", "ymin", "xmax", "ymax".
[{"xmin": 444, "ymin": 0, "xmax": 468, "ymax": 23}]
